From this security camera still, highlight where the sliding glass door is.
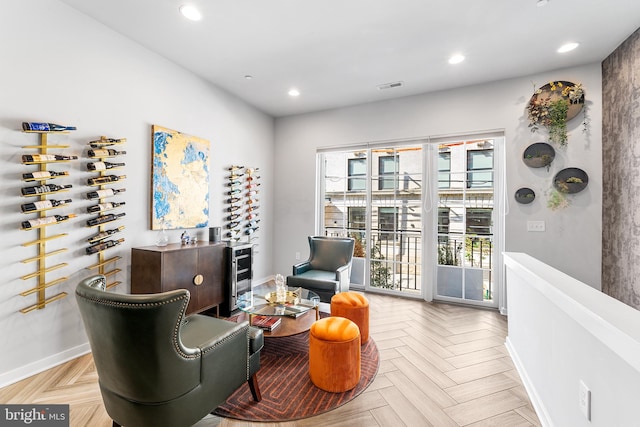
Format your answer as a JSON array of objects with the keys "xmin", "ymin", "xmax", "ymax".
[{"xmin": 317, "ymin": 135, "xmax": 502, "ymax": 307}]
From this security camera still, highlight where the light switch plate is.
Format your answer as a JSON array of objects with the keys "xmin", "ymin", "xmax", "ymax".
[{"xmin": 527, "ymin": 220, "xmax": 546, "ymax": 232}]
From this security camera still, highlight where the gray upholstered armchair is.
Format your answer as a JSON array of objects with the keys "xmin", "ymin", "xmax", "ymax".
[
  {"xmin": 75, "ymin": 275, "xmax": 262, "ymax": 427},
  {"xmin": 286, "ymin": 236, "xmax": 355, "ymax": 303}
]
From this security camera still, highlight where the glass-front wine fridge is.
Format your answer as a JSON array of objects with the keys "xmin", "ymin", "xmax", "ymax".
[{"xmin": 221, "ymin": 242, "xmax": 253, "ymax": 317}]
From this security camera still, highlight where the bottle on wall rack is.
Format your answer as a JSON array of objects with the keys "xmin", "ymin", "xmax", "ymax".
[
  {"xmin": 227, "ymin": 197, "xmax": 241, "ymax": 204},
  {"xmin": 247, "ymin": 198, "xmax": 258, "ymax": 204},
  {"xmin": 21, "ymin": 183, "xmax": 72, "ymax": 196},
  {"xmin": 229, "ymin": 173, "xmax": 244, "ymax": 179},
  {"xmin": 22, "ymin": 170, "xmax": 69, "ymax": 181},
  {"xmin": 227, "ymin": 205, "xmax": 241, "ymax": 212},
  {"xmin": 246, "ymin": 205, "xmax": 259, "ymax": 212},
  {"xmin": 22, "ymin": 122, "xmax": 77, "ymax": 132},
  {"xmin": 228, "ymin": 180, "xmax": 242, "ymax": 187},
  {"xmin": 246, "ymin": 212, "xmax": 259, "ymax": 220},
  {"xmin": 86, "ymin": 188, "xmax": 126, "ymax": 200},
  {"xmin": 87, "ymin": 161, "xmax": 126, "ymax": 171},
  {"xmin": 227, "ymin": 221, "xmax": 240, "ymax": 229},
  {"xmin": 21, "ymin": 213, "xmax": 76, "ymax": 230},
  {"xmin": 87, "ymin": 148, "xmax": 127, "ymax": 158},
  {"xmin": 227, "ymin": 189, "xmax": 241, "ymax": 195},
  {"xmin": 85, "ymin": 238, "xmax": 125, "ymax": 255},
  {"xmin": 88, "ymin": 137, "xmax": 127, "ymax": 148},
  {"xmin": 22, "ymin": 154, "xmax": 78, "ymax": 163},
  {"xmin": 246, "ymin": 167, "xmax": 259, "ymax": 175},
  {"xmin": 86, "ymin": 201, "xmax": 126, "ymax": 213},
  {"xmin": 228, "ymin": 165, "xmax": 244, "ymax": 171},
  {"xmin": 245, "ymin": 227, "xmax": 259, "ymax": 235},
  {"xmin": 87, "ymin": 225, "xmax": 125, "ymax": 244},
  {"xmin": 246, "ymin": 175, "xmax": 261, "ymax": 181},
  {"xmin": 21, "ymin": 198, "xmax": 72, "ymax": 213},
  {"xmin": 87, "ymin": 175, "xmax": 126, "ymax": 186},
  {"xmin": 247, "ymin": 183, "xmax": 261, "ymax": 189},
  {"xmin": 86, "ymin": 212, "xmax": 126, "ymax": 227},
  {"xmin": 247, "ymin": 219, "xmax": 261, "ymax": 227},
  {"xmin": 227, "ymin": 213, "xmax": 241, "ymax": 221}
]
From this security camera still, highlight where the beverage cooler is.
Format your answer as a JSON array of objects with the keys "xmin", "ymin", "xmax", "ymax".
[{"xmin": 220, "ymin": 242, "xmax": 253, "ymax": 317}]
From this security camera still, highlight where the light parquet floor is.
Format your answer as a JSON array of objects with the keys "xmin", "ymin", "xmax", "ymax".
[{"xmin": 0, "ymin": 293, "xmax": 540, "ymax": 427}]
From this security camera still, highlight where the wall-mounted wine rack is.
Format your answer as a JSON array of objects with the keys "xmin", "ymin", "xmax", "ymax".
[
  {"xmin": 224, "ymin": 165, "xmax": 260, "ymax": 244},
  {"xmin": 84, "ymin": 136, "xmax": 126, "ymax": 288},
  {"xmin": 19, "ymin": 128, "xmax": 77, "ymax": 313}
]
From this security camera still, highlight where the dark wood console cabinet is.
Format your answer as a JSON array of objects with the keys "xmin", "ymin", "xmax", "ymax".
[{"xmin": 131, "ymin": 242, "xmax": 226, "ymax": 315}]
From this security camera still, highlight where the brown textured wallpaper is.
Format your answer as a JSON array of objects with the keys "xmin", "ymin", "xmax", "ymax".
[{"xmin": 602, "ymin": 27, "xmax": 640, "ymax": 309}]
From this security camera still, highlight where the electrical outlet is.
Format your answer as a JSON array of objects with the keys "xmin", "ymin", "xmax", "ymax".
[
  {"xmin": 527, "ymin": 220, "xmax": 546, "ymax": 232},
  {"xmin": 579, "ymin": 380, "xmax": 591, "ymax": 421},
  {"xmin": 295, "ymin": 251, "xmax": 301, "ymax": 260}
]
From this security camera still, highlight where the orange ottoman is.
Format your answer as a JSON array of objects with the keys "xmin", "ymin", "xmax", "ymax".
[
  {"xmin": 309, "ymin": 316, "xmax": 361, "ymax": 392},
  {"xmin": 331, "ymin": 292, "xmax": 370, "ymax": 344}
]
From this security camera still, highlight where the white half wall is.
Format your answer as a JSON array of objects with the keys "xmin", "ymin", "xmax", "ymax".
[
  {"xmin": 0, "ymin": 0, "xmax": 274, "ymax": 386},
  {"xmin": 504, "ymin": 252, "xmax": 640, "ymax": 427},
  {"xmin": 274, "ymin": 65, "xmax": 603, "ymax": 291}
]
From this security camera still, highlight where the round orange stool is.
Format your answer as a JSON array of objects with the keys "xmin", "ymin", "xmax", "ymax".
[
  {"xmin": 331, "ymin": 292, "xmax": 370, "ymax": 344},
  {"xmin": 309, "ymin": 316, "xmax": 361, "ymax": 392}
]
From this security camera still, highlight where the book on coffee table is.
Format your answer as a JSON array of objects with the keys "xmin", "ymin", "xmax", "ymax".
[{"xmin": 251, "ymin": 315, "xmax": 281, "ymax": 331}]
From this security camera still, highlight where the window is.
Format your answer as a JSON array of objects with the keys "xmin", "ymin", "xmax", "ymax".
[
  {"xmin": 348, "ymin": 207, "xmax": 366, "ymax": 232},
  {"xmin": 378, "ymin": 207, "xmax": 397, "ymax": 240},
  {"xmin": 348, "ymin": 158, "xmax": 366, "ymax": 191},
  {"xmin": 467, "ymin": 149, "xmax": 493, "ymax": 188},
  {"xmin": 438, "ymin": 151, "xmax": 451, "ymax": 188},
  {"xmin": 378, "ymin": 155, "xmax": 397, "ymax": 190},
  {"xmin": 438, "ymin": 207, "xmax": 451, "ymax": 234},
  {"xmin": 466, "ymin": 208, "xmax": 492, "ymax": 235}
]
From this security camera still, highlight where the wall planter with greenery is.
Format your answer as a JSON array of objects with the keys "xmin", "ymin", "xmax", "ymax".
[{"xmin": 527, "ymin": 81, "xmax": 585, "ymax": 146}]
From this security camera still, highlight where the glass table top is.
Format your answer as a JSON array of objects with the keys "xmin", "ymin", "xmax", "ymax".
[{"xmin": 236, "ymin": 285, "xmax": 320, "ymax": 318}]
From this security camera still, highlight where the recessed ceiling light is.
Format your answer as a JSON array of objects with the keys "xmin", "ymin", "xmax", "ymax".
[
  {"xmin": 537, "ymin": 0, "xmax": 549, "ymax": 7},
  {"xmin": 448, "ymin": 54, "xmax": 465, "ymax": 65},
  {"xmin": 558, "ymin": 42, "xmax": 579, "ymax": 53},
  {"xmin": 288, "ymin": 88, "xmax": 300, "ymax": 97},
  {"xmin": 179, "ymin": 5, "xmax": 202, "ymax": 21},
  {"xmin": 244, "ymin": 75, "xmax": 253, "ymax": 80}
]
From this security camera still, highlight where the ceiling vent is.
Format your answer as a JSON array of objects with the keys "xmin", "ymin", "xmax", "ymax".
[{"xmin": 377, "ymin": 81, "xmax": 404, "ymax": 90}]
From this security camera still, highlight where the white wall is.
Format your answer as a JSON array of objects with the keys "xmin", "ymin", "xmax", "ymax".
[
  {"xmin": 273, "ymin": 64, "xmax": 603, "ymax": 291},
  {"xmin": 505, "ymin": 253, "xmax": 640, "ymax": 426},
  {"xmin": 0, "ymin": 0, "xmax": 274, "ymax": 386}
]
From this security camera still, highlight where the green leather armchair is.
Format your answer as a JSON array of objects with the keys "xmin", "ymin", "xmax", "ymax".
[
  {"xmin": 286, "ymin": 236, "xmax": 355, "ymax": 303},
  {"xmin": 75, "ymin": 275, "xmax": 262, "ymax": 427}
]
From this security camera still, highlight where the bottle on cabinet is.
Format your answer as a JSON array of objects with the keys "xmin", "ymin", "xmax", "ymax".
[
  {"xmin": 22, "ymin": 122, "xmax": 77, "ymax": 132},
  {"xmin": 86, "ymin": 212, "xmax": 126, "ymax": 227},
  {"xmin": 21, "ymin": 183, "xmax": 72, "ymax": 196},
  {"xmin": 87, "ymin": 148, "xmax": 126, "ymax": 158},
  {"xmin": 87, "ymin": 161, "xmax": 125, "ymax": 171},
  {"xmin": 85, "ymin": 238, "xmax": 125, "ymax": 255},
  {"xmin": 21, "ymin": 213, "xmax": 76, "ymax": 230},
  {"xmin": 22, "ymin": 170, "xmax": 69, "ymax": 181},
  {"xmin": 86, "ymin": 188, "xmax": 126, "ymax": 200},
  {"xmin": 86, "ymin": 201, "xmax": 126, "ymax": 213},
  {"xmin": 21, "ymin": 198, "xmax": 72, "ymax": 213},
  {"xmin": 87, "ymin": 225, "xmax": 125, "ymax": 244},
  {"xmin": 22, "ymin": 154, "xmax": 78, "ymax": 163},
  {"xmin": 87, "ymin": 175, "xmax": 126, "ymax": 186}
]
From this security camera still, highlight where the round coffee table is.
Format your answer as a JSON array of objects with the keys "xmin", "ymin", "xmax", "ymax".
[{"xmin": 236, "ymin": 286, "xmax": 320, "ymax": 338}]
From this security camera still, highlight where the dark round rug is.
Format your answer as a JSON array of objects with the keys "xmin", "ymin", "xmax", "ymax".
[{"xmin": 214, "ymin": 331, "xmax": 379, "ymax": 422}]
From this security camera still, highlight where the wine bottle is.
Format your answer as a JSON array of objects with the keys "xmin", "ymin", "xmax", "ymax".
[
  {"xmin": 227, "ymin": 221, "xmax": 240, "ymax": 229},
  {"xmin": 246, "ymin": 212, "xmax": 259, "ymax": 220},
  {"xmin": 246, "ymin": 205, "xmax": 259, "ymax": 212},
  {"xmin": 87, "ymin": 148, "xmax": 127, "ymax": 158},
  {"xmin": 227, "ymin": 189, "xmax": 241, "ymax": 195},
  {"xmin": 227, "ymin": 205, "xmax": 241, "ymax": 212},
  {"xmin": 247, "ymin": 183, "xmax": 261, "ymax": 189},
  {"xmin": 21, "ymin": 183, "xmax": 72, "ymax": 196},
  {"xmin": 21, "ymin": 213, "xmax": 76, "ymax": 230},
  {"xmin": 87, "ymin": 175, "xmax": 126, "ymax": 186},
  {"xmin": 86, "ymin": 188, "xmax": 126, "ymax": 200},
  {"xmin": 245, "ymin": 226, "xmax": 259, "ymax": 235},
  {"xmin": 227, "ymin": 213, "xmax": 241, "ymax": 221},
  {"xmin": 21, "ymin": 198, "xmax": 72, "ymax": 213},
  {"xmin": 228, "ymin": 180, "xmax": 242, "ymax": 187},
  {"xmin": 228, "ymin": 165, "xmax": 244, "ymax": 171},
  {"xmin": 247, "ymin": 219, "xmax": 261, "ymax": 227},
  {"xmin": 22, "ymin": 170, "xmax": 69, "ymax": 181},
  {"xmin": 87, "ymin": 225, "xmax": 125, "ymax": 244},
  {"xmin": 246, "ymin": 167, "xmax": 259, "ymax": 175},
  {"xmin": 86, "ymin": 201, "xmax": 126, "ymax": 213},
  {"xmin": 227, "ymin": 197, "xmax": 241, "ymax": 204},
  {"xmin": 87, "ymin": 161, "xmax": 125, "ymax": 171},
  {"xmin": 22, "ymin": 122, "xmax": 77, "ymax": 132},
  {"xmin": 246, "ymin": 175, "xmax": 261, "ymax": 181},
  {"xmin": 89, "ymin": 137, "xmax": 127, "ymax": 148},
  {"xmin": 85, "ymin": 238, "xmax": 125, "ymax": 255},
  {"xmin": 22, "ymin": 154, "xmax": 78, "ymax": 163},
  {"xmin": 247, "ymin": 198, "xmax": 258, "ymax": 204},
  {"xmin": 226, "ymin": 230, "xmax": 240, "ymax": 238},
  {"xmin": 86, "ymin": 212, "xmax": 126, "ymax": 227},
  {"xmin": 247, "ymin": 190, "xmax": 259, "ymax": 197},
  {"xmin": 229, "ymin": 173, "xmax": 244, "ymax": 180}
]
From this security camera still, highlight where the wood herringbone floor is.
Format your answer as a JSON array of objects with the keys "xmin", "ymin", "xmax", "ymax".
[{"xmin": 0, "ymin": 293, "xmax": 540, "ymax": 426}]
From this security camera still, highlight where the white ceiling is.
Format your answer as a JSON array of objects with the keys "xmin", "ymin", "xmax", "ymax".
[{"xmin": 59, "ymin": 0, "xmax": 640, "ymax": 117}]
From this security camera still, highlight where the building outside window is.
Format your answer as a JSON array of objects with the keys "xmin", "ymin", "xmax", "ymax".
[
  {"xmin": 348, "ymin": 158, "xmax": 366, "ymax": 191},
  {"xmin": 378, "ymin": 155, "xmax": 398, "ymax": 190}
]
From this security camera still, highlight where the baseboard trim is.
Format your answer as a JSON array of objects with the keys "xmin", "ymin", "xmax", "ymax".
[
  {"xmin": 0, "ymin": 343, "xmax": 91, "ymax": 388},
  {"xmin": 505, "ymin": 337, "xmax": 552, "ymax": 427}
]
